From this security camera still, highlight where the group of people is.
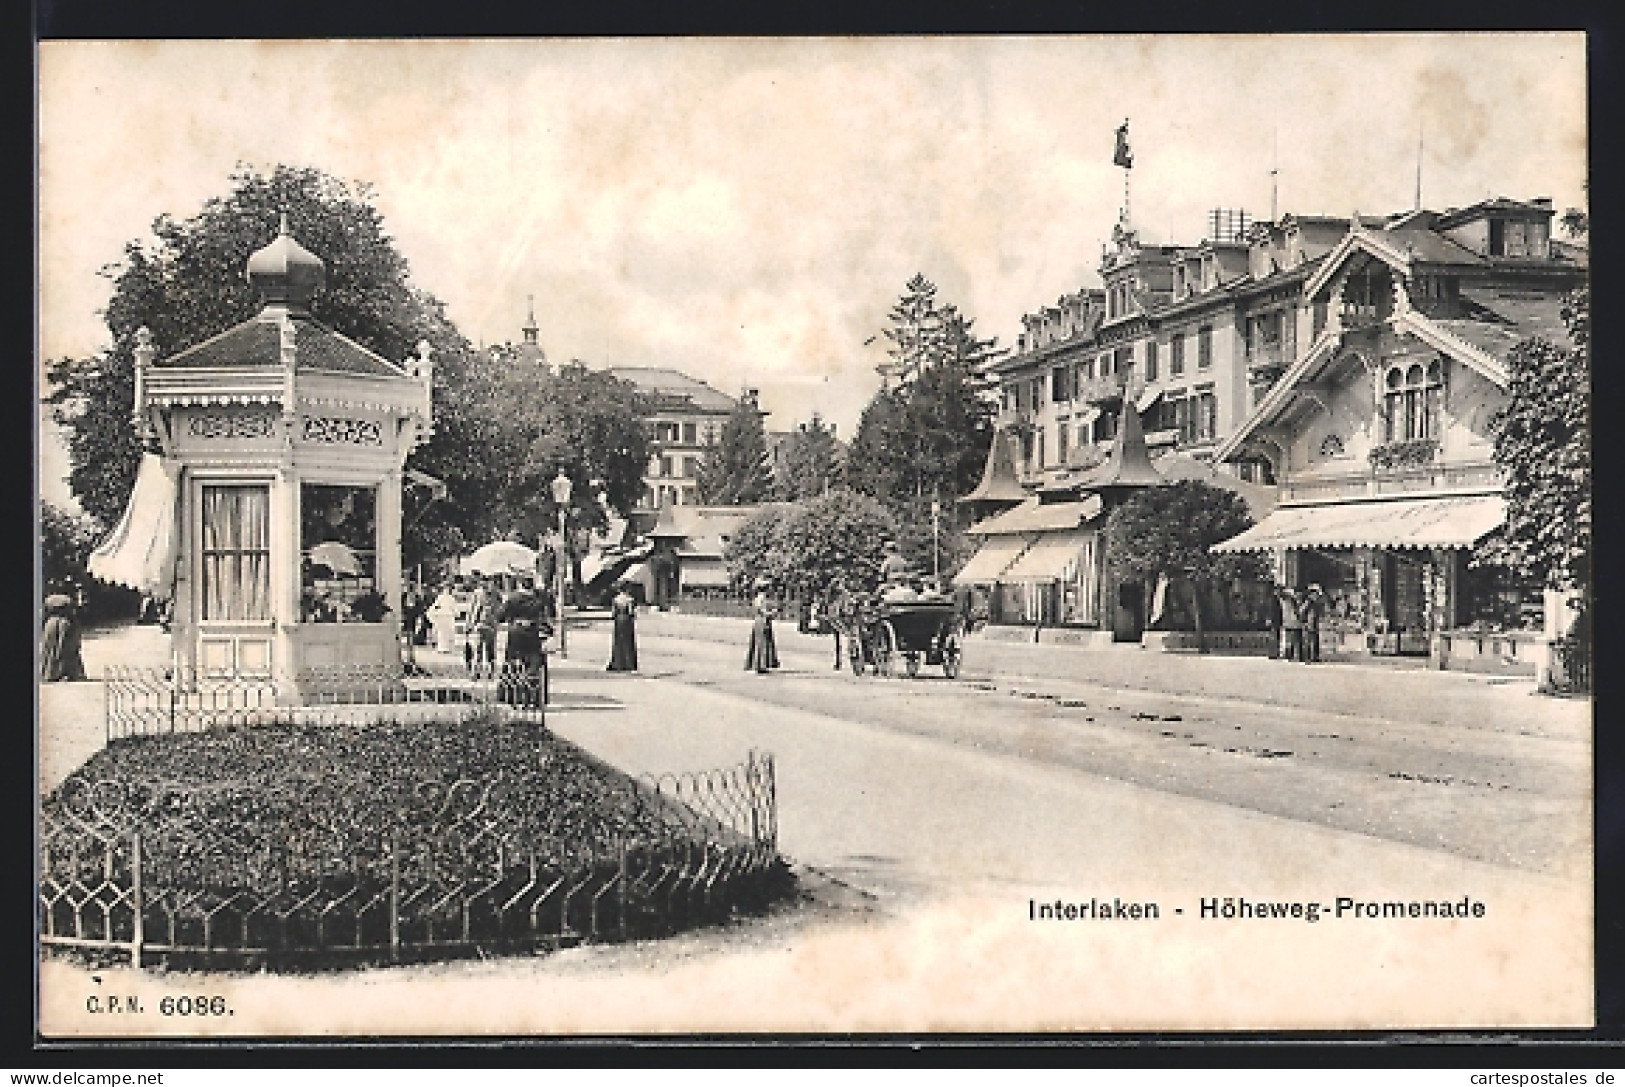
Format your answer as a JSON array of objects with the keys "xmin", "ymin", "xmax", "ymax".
[
  {"xmin": 1274, "ymin": 582, "xmax": 1328, "ymax": 663},
  {"xmin": 407, "ymin": 573, "xmax": 640, "ymax": 678}
]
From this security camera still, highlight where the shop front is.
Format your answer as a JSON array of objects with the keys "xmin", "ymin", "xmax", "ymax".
[{"xmin": 1212, "ymin": 493, "xmax": 1541, "ymax": 670}]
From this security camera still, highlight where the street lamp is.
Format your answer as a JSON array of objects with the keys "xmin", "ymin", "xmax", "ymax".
[
  {"xmin": 550, "ymin": 470, "xmax": 573, "ymax": 658},
  {"xmin": 930, "ymin": 493, "xmax": 941, "ymax": 583}
]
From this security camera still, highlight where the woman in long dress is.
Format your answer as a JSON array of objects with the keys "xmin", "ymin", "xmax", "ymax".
[
  {"xmin": 744, "ymin": 587, "xmax": 779, "ymax": 674},
  {"xmin": 607, "ymin": 584, "xmax": 638, "ymax": 672},
  {"xmin": 428, "ymin": 582, "xmax": 461, "ymax": 654},
  {"xmin": 40, "ymin": 592, "xmax": 86, "ymax": 682}
]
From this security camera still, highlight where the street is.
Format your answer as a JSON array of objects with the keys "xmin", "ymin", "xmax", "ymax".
[{"xmin": 38, "ymin": 618, "xmax": 1594, "ymax": 1033}]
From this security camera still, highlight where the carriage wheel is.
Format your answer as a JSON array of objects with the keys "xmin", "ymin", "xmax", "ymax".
[
  {"xmin": 848, "ymin": 637, "xmax": 865, "ymax": 676},
  {"xmin": 905, "ymin": 652, "xmax": 920, "ymax": 678},
  {"xmin": 942, "ymin": 639, "xmax": 961, "ymax": 679}
]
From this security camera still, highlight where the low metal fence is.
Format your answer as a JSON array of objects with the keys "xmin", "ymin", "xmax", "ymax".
[
  {"xmin": 104, "ymin": 660, "xmax": 548, "ymax": 742},
  {"xmin": 40, "ymin": 750, "xmax": 782, "ymax": 970}
]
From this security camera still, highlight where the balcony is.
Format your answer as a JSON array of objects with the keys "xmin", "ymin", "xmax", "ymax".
[
  {"xmin": 1077, "ymin": 372, "xmax": 1147, "ymax": 406},
  {"xmin": 1338, "ymin": 300, "xmax": 1392, "ymax": 330},
  {"xmin": 1281, "ymin": 460, "xmax": 1502, "ymax": 504}
]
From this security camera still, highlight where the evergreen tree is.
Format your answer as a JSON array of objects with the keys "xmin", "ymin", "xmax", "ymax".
[
  {"xmin": 694, "ymin": 392, "xmax": 773, "ymax": 505},
  {"xmin": 771, "ymin": 414, "xmax": 841, "ymax": 501}
]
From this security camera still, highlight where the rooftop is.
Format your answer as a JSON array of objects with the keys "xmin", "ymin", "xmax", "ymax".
[
  {"xmin": 153, "ymin": 311, "xmax": 408, "ymax": 378},
  {"xmin": 606, "ymin": 367, "xmax": 739, "ymax": 413}
]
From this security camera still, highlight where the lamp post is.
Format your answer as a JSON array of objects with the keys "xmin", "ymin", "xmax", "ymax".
[
  {"xmin": 930, "ymin": 493, "xmax": 941, "ymax": 583},
  {"xmin": 550, "ymin": 470, "xmax": 573, "ymax": 658}
]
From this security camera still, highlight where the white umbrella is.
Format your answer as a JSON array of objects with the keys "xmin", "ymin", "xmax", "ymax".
[
  {"xmin": 308, "ymin": 541, "xmax": 362, "ymax": 576},
  {"xmin": 461, "ymin": 540, "xmax": 539, "ymax": 576}
]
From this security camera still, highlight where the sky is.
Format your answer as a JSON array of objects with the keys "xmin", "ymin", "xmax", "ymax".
[{"xmin": 37, "ymin": 34, "xmax": 1587, "ymax": 513}]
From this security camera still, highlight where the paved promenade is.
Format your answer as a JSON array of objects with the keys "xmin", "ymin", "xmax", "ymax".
[{"xmin": 634, "ymin": 610, "xmax": 1591, "ymax": 740}]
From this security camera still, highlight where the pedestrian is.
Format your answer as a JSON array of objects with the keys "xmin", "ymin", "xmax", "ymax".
[
  {"xmin": 1302, "ymin": 583, "xmax": 1326, "ymax": 664},
  {"xmin": 826, "ymin": 578, "xmax": 849, "ymax": 671},
  {"xmin": 41, "ymin": 588, "xmax": 87, "ymax": 682},
  {"xmin": 1266, "ymin": 582, "xmax": 1283, "ymax": 659},
  {"xmin": 745, "ymin": 581, "xmax": 780, "ymax": 674},
  {"xmin": 1278, "ymin": 585, "xmax": 1303, "ymax": 663},
  {"xmin": 495, "ymin": 577, "xmax": 552, "ymax": 706},
  {"xmin": 467, "ymin": 576, "xmax": 499, "ymax": 678},
  {"xmin": 428, "ymin": 581, "xmax": 461, "ymax": 654},
  {"xmin": 607, "ymin": 581, "xmax": 639, "ymax": 672}
]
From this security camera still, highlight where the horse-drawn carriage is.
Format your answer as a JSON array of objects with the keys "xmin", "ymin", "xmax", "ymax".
[{"xmin": 836, "ymin": 596, "xmax": 962, "ymax": 679}]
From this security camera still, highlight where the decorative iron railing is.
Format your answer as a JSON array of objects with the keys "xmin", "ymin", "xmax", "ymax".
[
  {"xmin": 39, "ymin": 750, "xmax": 782, "ymax": 970},
  {"xmin": 104, "ymin": 660, "xmax": 548, "ymax": 742}
]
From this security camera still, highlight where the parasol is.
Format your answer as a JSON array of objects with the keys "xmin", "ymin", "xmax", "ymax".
[
  {"xmin": 460, "ymin": 540, "xmax": 539, "ymax": 577},
  {"xmin": 308, "ymin": 541, "xmax": 363, "ymax": 576}
]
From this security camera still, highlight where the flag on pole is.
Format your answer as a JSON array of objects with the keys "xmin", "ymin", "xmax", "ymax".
[{"xmin": 1113, "ymin": 120, "xmax": 1133, "ymax": 168}]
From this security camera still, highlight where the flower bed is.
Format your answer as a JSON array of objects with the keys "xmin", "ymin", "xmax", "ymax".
[{"xmin": 40, "ymin": 718, "xmax": 786, "ymax": 968}]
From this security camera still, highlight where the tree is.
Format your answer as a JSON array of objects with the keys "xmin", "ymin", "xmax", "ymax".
[
  {"xmin": 774, "ymin": 489, "xmax": 897, "ymax": 599},
  {"xmin": 723, "ymin": 489, "xmax": 895, "ymax": 599},
  {"xmin": 1103, "ymin": 480, "xmax": 1266, "ymax": 650},
  {"xmin": 472, "ymin": 360, "xmax": 650, "ymax": 599},
  {"xmin": 40, "ymin": 502, "xmax": 102, "ymax": 588},
  {"xmin": 848, "ymin": 276, "xmax": 1002, "ymax": 557},
  {"xmin": 771, "ymin": 414, "xmax": 841, "ymax": 501},
  {"xmin": 1477, "ymin": 287, "xmax": 1590, "ymax": 648},
  {"xmin": 45, "ymin": 164, "xmax": 491, "ymax": 539},
  {"xmin": 695, "ymin": 393, "xmax": 772, "ymax": 504}
]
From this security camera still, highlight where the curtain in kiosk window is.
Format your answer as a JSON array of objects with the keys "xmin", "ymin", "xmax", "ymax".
[{"xmin": 201, "ymin": 485, "xmax": 270, "ymax": 620}]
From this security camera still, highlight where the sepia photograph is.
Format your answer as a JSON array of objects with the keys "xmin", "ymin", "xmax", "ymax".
[{"xmin": 35, "ymin": 34, "xmax": 1592, "ymax": 1037}]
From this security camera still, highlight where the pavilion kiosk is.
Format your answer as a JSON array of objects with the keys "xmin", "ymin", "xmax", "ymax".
[{"xmin": 128, "ymin": 217, "xmax": 433, "ymax": 703}]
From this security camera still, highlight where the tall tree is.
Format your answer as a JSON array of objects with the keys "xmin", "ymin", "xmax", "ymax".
[
  {"xmin": 1476, "ymin": 287, "xmax": 1591, "ymax": 640},
  {"xmin": 1104, "ymin": 480, "xmax": 1265, "ymax": 651},
  {"xmin": 848, "ymin": 276, "xmax": 1002, "ymax": 547},
  {"xmin": 695, "ymin": 393, "xmax": 773, "ymax": 505},
  {"xmin": 45, "ymin": 164, "xmax": 490, "ymax": 537},
  {"xmin": 771, "ymin": 413, "xmax": 841, "ymax": 501}
]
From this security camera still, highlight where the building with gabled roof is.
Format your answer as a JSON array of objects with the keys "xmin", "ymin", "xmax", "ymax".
[{"xmin": 1213, "ymin": 196, "xmax": 1585, "ymax": 669}]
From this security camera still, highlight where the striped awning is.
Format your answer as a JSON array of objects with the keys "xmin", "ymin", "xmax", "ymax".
[
  {"xmin": 953, "ymin": 535, "xmax": 1030, "ymax": 584},
  {"xmin": 1002, "ymin": 530, "xmax": 1093, "ymax": 581},
  {"xmin": 1211, "ymin": 495, "xmax": 1506, "ymax": 553}
]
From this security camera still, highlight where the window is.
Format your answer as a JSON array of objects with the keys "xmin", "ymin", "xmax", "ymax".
[
  {"xmin": 1114, "ymin": 346, "xmax": 1132, "ymax": 376},
  {"xmin": 203, "ymin": 484, "xmax": 271, "ymax": 621},
  {"xmin": 1383, "ymin": 360, "xmax": 1444, "ymax": 442},
  {"xmin": 659, "ymin": 456, "xmax": 674, "ymax": 477},
  {"xmin": 654, "ymin": 421, "xmax": 680, "ymax": 443},
  {"xmin": 1488, "ymin": 219, "xmax": 1506, "ymax": 256},
  {"xmin": 1145, "ymin": 340, "xmax": 1159, "ymax": 382},
  {"xmin": 1194, "ymin": 386, "xmax": 1217, "ymax": 442},
  {"xmin": 1052, "ymin": 365, "xmax": 1071, "ymax": 402},
  {"xmin": 1034, "ymin": 427, "xmax": 1046, "ymax": 469},
  {"xmin": 1170, "ymin": 335, "xmax": 1186, "ymax": 376},
  {"xmin": 1197, "ymin": 326, "xmax": 1213, "ymax": 369},
  {"xmin": 682, "ymin": 421, "xmax": 698, "ymax": 444},
  {"xmin": 299, "ymin": 483, "xmax": 377, "ymax": 623},
  {"xmin": 1057, "ymin": 421, "xmax": 1069, "ymax": 464}
]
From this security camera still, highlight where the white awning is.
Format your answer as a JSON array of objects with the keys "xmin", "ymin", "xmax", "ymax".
[
  {"xmin": 1002, "ymin": 530, "xmax": 1093, "ymax": 581},
  {"xmin": 1137, "ymin": 385, "xmax": 1164, "ymax": 414},
  {"xmin": 87, "ymin": 454, "xmax": 179, "ymax": 599},
  {"xmin": 1211, "ymin": 495, "xmax": 1506, "ymax": 553},
  {"xmin": 953, "ymin": 535, "xmax": 1030, "ymax": 584}
]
